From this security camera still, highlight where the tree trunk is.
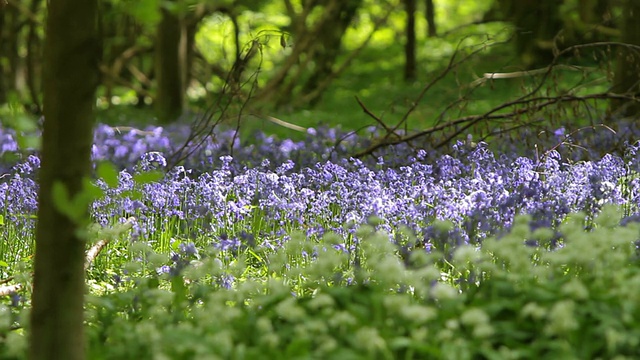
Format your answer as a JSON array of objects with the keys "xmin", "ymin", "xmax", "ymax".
[
  {"xmin": 26, "ymin": 0, "xmax": 43, "ymax": 114},
  {"xmin": 498, "ymin": 0, "xmax": 563, "ymax": 69},
  {"xmin": 155, "ymin": 4, "xmax": 184, "ymax": 124},
  {"xmin": 404, "ymin": 0, "xmax": 417, "ymax": 81},
  {"xmin": 2, "ymin": 3, "xmax": 22, "ymax": 105},
  {"xmin": 0, "ymin": 4, "xmax": 6, "ymax": 104},
  {"xmin": 298, "ymin": 0, "xmax": 362, "ymax": 106},
  {"xmin": 611, "ymin": 0, "xmax": 640, "ymax": 117},
  {"xmin": 29, "ymin": 0, "xmax": 99, "ymax": 359},
  {"xmin": 425, "ymin": 0, "xmax": 436, "ymax": 37}
]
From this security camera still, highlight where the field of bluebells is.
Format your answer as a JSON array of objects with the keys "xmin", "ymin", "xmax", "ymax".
[{"xmin": 3, "ymin": 120, "xmax": 640, "ymax": 358}]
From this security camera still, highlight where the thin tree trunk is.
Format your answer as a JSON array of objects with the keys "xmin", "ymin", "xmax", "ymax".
[
  {"xmin": 0, "ymin": 4, "xmax": 6, "ymax": 104},
  {"xmin": 26, "ymin": 0, "xmax": 42, "ymax": 114},
  {"xmin": 29, "ymin": 0, "xmax": 99, "ymax": 359},
  {"xmin": 404, "ymin": 0, "xmax": 417, "ymax": 81},
  {"xmin": 425, "ymin": 0, "xmax": 437, "ymax": 37},
  {"xmin": 611, "ymin": 0, "xmax": 640, "ymax": 117}
]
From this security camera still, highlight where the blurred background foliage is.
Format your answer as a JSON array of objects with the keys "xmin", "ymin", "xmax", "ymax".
[{"xmin": 0, "ymin": 0, "xmax": 636, "ymax": 143}]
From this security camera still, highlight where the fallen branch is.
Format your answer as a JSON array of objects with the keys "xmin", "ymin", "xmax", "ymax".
[
  {"xmin": 470, "ymin": 65, "xmax": 593, "ymax": 87},
  {"xmin": 85, "ymin": 217, "xmax": 136, "ymax": 270},
  {"xmin": 0, "ymin": 218, "xmax": 136, "ymax": 297},
  {"xmin": 0, "ymin": 284, "xmax": 21, "ymax": 296}
]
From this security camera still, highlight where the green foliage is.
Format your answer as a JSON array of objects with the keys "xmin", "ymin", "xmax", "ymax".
[{"xmin": 5, "ymin": 205, "xmax": 640, "ymax": 358}]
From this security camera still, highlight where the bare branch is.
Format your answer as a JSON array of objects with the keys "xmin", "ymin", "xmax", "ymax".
[
  {"xmin": 353, "ymin": 93, "xmax": 637, "ymax": 158},
  {"xmin": 353, "ymin": 40, "xmax": 640, "ymax": 157},
  {"xmin": 355, "ymin": 96, "xmax": 396, "ymax": 136}
]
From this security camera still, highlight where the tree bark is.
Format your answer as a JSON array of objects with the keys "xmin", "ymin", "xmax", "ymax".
[
  {"xmin": 611, "ymin": 0, "xmax": 640, "ymax": 117},
  {"xmin": 0, "ymin": 4, "xmax": 6, "ymax": 104},
  {"xmin": 298, "ymin": 0, "xmax": 362, "ymax": 106},
  {"xmin": 26, "ymin": 0, "xmax": 43, "ymax": 114},
  {"xmin": 425, "ymin": 0, "xmax": 436, "ymax": 37},
  {"xmin": 155, "ymin": 4, "xmax": 184, "ymax": 124},
  {"xmin": 497, "ymin": 0, "xmax": 563, "ymax": 69},
  {"xmin": 29, "ymin": 0, "xmax": 99, "ymax": 359},
  {"xmin": 404, "ymin": 0, "xmax": 417, "ymax": 81},
  {"xmin": 2, "ymin": 3, "xmax": 22, "ymax": 105}
]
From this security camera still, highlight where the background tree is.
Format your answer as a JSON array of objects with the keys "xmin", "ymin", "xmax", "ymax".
[
  {"xmin": 611, "ymin": 0, "xmax": 640, "ymax": 117},
  {"xmin": 299, "ymin": 0, "xmax": 363, "ymax": 106},
  {"xmin": 404, "ymin": 0, "xmax": 417, "ymax": 81},
  {"xmin": 494, "ymin": 0, "xmax": 563, "ymax": 69},
  {"xmin": 0, "ymin": 0, "xmax": 45, "ymax": 110},
  {"xmin": 425, "ymin": 0, "xmax": 436, "ymax": 37},
  {"xmin": 257, "ymin": 0, "xmax": 365, "ymax": 108},
  {"xmin": 154, "ymin": 2, "xmax": 217, "ymax": 123},
  {"xmin": 29, "ymin": 0, "xmax": 99, "ymax": 359},
  {"xmin": 155, "ymin": 0, "xmax": 184, "ymax": 123}
]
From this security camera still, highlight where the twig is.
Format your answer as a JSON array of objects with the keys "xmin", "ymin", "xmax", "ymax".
[
  {"xmin": 390, "ymin": 36, "xmax": 512, "ymax": 138},
  {"xmin": 353, "ymin": 40, "xmax": 640, "ymax": 157},
  {"xmin": 353, "ymin": 92, "xmax": 637, "ymax": 158},
  {"xmin": 355, "ymin": 96, "xmax": 395, "ymax": 135}
]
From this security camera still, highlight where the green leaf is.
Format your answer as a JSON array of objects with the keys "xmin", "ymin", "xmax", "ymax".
[
  {"xmin": 96, "ymin": 162, "xmax": 120, "ymax": 188},
  {"xmin": 133, "ymin": 170, "xmax": 164, "ymax": 184},
  {"xmin": 0, "ymin": 260, "xmax": 8, "ymax": 267},
  {"xmin": 0, "ymin": 214, "xmax": 4, "ymax": 226}
]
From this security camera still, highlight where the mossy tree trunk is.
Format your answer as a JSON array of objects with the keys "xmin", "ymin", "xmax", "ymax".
[
  {"xmin": 611, "ymin": 0, "xmax": 640, "ymax": 117},
  {"xmin": 29, "ymin": 0, "xmax": 99, "ymax": 359}
]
